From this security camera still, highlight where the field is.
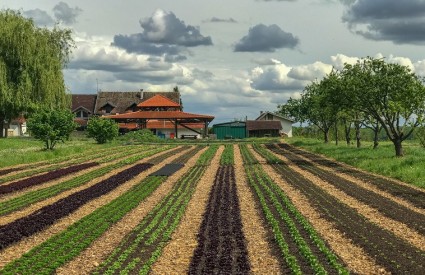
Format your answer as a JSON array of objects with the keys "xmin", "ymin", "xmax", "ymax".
[{"xmin": 0, "ymin": 141, "xmax": 424, "ymax": 274}]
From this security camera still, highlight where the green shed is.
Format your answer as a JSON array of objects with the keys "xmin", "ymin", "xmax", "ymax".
[{"xmin": 212, "ymin": 121, "xmax": 246, "ymax": 139}]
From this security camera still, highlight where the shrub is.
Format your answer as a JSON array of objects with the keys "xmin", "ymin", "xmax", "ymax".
[
  {"xmin": 119, "ymin": 129, "xmax": 160, "ymax": 144},
  {"xmin": 86, "ymin": 117, "xmax": 119, "ymax": 144},
  {"xmin": 27, "ymin": 109, "xmax": 76, "ymax": 150}
]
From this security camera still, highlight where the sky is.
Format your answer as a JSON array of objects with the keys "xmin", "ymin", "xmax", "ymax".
[{"xmin": 2, "ymin": 0, "xmax": 425, "ymax": 123}]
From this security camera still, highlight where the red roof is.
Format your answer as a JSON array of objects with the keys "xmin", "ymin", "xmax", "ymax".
[
  {"xmin": 137, "ymin": 94, "xmax": 180, "ymax": 108},
  {"xmin": 119, "ymin": 121, "xmax": 205, "ymax": 130},
  {"xmin": 104, "ymin": 110, "xmax": 214, "ymax": 120}
]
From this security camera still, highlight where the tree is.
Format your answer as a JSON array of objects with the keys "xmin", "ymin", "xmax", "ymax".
[
  {"xmin": 342, "ymin": 57, "xmax": 425, "ymax": 156},
  {"xmin": 27, "ymin": 109, "xmax": 76, "ymax": 150},
  {"xmin": 0, "ymin": 10, "xmax": 74, "ymax": 137},
  {"xmin": 86, "ymin": 117, "xmax": 119, "ymax": 144}
]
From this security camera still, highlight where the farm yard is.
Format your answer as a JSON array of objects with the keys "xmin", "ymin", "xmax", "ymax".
[{"xmin": 0, "ymin": 142, "xmax": 424, "ymax": 274}]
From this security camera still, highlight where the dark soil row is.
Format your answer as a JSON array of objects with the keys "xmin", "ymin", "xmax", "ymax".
[
  {"xmin": 267, "ymin": 144, "xmax": 425, "ymax": 235},
  {"xmin": 279, "ymin": 143, "xmax": 425, "ymax": 209},
  {"xmin": 0, "ymin": 162, "xmax": 98, "ymax": 195},
  {"xmin": 189, "ymin": 166, "xmax": 250, "ymax": 274},
  {"xmin": 267, "ymin": 161, "xmax": 425, "ymax": 274},
  {"xmin": 0, "ymin": 163, "xmax": 153, "ymax": 250}
]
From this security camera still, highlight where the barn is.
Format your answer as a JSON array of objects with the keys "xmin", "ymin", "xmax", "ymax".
[{"xmin": 212, "ymin": 120, "xmax": 283, "ymax": 139}]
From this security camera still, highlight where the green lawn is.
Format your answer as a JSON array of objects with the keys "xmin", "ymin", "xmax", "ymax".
[
  {"xmin": 0, "ymin": 132, "xmax": 116, "ymax": 168},
  {"xmin": 286, "ymin": 137, "xmax": 425, "ymax": 189}
]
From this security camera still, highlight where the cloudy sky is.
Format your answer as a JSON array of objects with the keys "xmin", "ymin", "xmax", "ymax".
[{"xmin": 2, "ymin": 0, "xmax": 425, "ymax": 123}]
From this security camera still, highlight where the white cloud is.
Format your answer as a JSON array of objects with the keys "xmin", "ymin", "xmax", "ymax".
[
  {"xmin": 288, "ymin": 61, "xmax": 333, "ymax": 80},
  {"xmin": 330, "ymin": 53, "xmax": 359, "ymax": 70}
]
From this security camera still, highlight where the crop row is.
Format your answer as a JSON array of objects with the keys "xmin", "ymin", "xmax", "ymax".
[
  {"xmin": 0, "ymin": 162, "xmax": 98, "ymax": 195},
  {"xmin": 189, "ymin": 145, "xmax": 250, "ymax": 274},
  {"xmin": 0, "ymin": 146, "xmax": 171, "ymax": 216},
  {"xmin": 0, "ymin": 145, "xmax": 148, "ymax": 185},
  {"xmin": 220, "ymin": 144, "xmax": 234, "ymax": 165},
  {"xmin": 279, "ymin": 143, "xmax": 425, "ymax": 209},
  {"xmin": 93, "ymin": 145, "xmax": 218, "ymax": 274},
  {"xmin": 267, "ymin": 144, "xmax": 425, "ymax": 235},
  {"xmin": 1, "ymin": 175, "xmax": 166, "ymax": 275},
  {"xmin": 241, "ymin": 145, "xmax": 347, "ymax": 274},
  {"xmin": 0, "ymin": 162, "xmax": 154, "ymax": 250},
  {"xmin": 1, "ymin": 145, "xmax": 216, "ymax": 274},
  {"xmin": 0, "ymin": 145, "xmax": 115, "ymax": 176},
  {"xmin": 255, "ymin": 145, "xmax": 425, "ymax": 274}
]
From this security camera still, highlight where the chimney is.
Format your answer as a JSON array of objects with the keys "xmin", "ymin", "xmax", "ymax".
[
  {"xmin": 260, "ymin": 111, "xmax": 263, "ymax": 115},
  {"xmin": 140, "ymin": 89, "xmax": 144, "ymax": 99}
]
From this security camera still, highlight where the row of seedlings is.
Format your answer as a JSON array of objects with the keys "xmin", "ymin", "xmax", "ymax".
[
  {"xmin": 278, "ymin": 143, "xmax": 425, "ymax": 209},
  {"xmin": 0, "ymin": 146, "xmax": 195, "ymax": 274},
  {"xmin": 93, "ymin": 145, "xmax": 219, "ymax": 275},
  {"xmin": 189, "ymin": 144, "xmax": 251, "ymax": 274},
  {"xmin": 0, "ymin": 146, "xmax": 189, "ymax": 250},
  {"xmin": 0, "ymin": 144, "xmax": 137, "ymax": 184},
  {"xmin": 0, "ymin": 145, "xmax": 169, "ymax": 216},
  {"xmin": 241, "ymin": 144, "xmax": 348, "ymax": 274},
  {"xmin": 254, "ymin": 144, "xmax": 425, "ymax": 274},
  {"xmin": 267, "ymin": 144, "xmax": 425, "ymax": 235}
]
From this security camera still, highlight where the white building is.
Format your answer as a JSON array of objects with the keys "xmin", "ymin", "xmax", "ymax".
[{"xmin": 256, "ymin": 111, "xmax": 294, "ymax": 137}]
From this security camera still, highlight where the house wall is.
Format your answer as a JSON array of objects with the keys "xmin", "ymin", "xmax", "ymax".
[
  {"xmin": 3, "ymin": 123, "xmax": 27, "ymax": 137},
  {"xmin": 257, "ymin": 115, "xmax": 293, "ymax": 137}
]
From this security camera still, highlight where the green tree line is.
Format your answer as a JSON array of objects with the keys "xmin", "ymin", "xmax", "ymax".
[{"xmin": 279, "ymin": 57, "xmax": 425, "ymax": 157}]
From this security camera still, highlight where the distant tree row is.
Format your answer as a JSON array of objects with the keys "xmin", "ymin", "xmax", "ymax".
[{"xmin": 279, "ymin": 57, "xmax": 425, "ymax": 157}]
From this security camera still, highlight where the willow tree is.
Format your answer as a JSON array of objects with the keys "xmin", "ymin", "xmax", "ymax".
[{"xmin": 0, "ymin": 10, "xmax": 74, "ymax": 137}]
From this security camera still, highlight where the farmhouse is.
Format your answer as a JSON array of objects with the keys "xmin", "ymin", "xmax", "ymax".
[
  {"xmin": 71, "ymin": 91, "xmax": 214, "ymax": 139},
  {"xmin": 256, "ymin": 111, "xmax": 294, "ymax": 137}
]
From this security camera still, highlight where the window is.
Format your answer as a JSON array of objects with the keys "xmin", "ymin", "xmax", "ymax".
[{"xmin": 75, "ymin": 110, "xmax": 89, "ymax": 118}]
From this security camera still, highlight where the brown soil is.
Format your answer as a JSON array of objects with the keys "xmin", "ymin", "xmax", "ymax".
[
  {"xmin": 56, "ymin": 146, "xmax": 208, "ymax": 275},
  {"xmin": 268, "ymin": 146, "xmax": 425, "ymax": 250},
  {"xmin": 0, "ymin": 146, "xmax": 187, "ymax": 269},
  {"xmin": 258, "ymin": 145, "xmax": 425, "ymax": 274},
  {"xmin": 284, "ymin": 145, "xmax": 425, "ymax": 216},
  {"xmin": 248, "ymin": 145, "xmax": 388, "ymax": 274},
  {"xmin": 150, "ymin": 146, "xmax": 224, "ymax": 274},
  {"xmin": 233, "ymin": 144, "xmax": 281, "ymax": 274}
]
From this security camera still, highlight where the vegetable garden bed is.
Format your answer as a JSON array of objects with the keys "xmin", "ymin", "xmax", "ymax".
[{"xmin": 0, "ymin": 143, "xmax": 423, "ymax": 274}]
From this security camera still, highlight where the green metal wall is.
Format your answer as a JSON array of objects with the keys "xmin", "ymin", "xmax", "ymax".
[{"xmin": 213, "ymin": 123, "xmax": 246, "ymax": 139}]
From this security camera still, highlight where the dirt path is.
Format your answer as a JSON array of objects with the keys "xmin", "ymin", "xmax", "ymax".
[
  {"xmin": 248, "ymin": 145, "xmax": 388, "ymax": 274},
  {"xmin": 150, "ymin": 146, "xmax": 224, "ymax": 274},
  {"xmin": 56, "ymin": 146, "xmax": 208, "ymax": 274},
  {"xmin": 233, "ymin": 144, "xmax": 281, "ymax": 274},
  {"xmin": 0, "ymin": 147, "xmax": 187, "ymax": 269}
]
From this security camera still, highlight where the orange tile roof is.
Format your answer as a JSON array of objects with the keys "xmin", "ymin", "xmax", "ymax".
[
  {"xmin": 104, "ymin": 110, "xmax": 214, "ymax": 120},
  {"xmin": 137, "ymin": 94, "xmax": 181, "ymax": 108},
  {"xmin": 119, "ymin": 121, "xmax": 205, "ymax": 130}
]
